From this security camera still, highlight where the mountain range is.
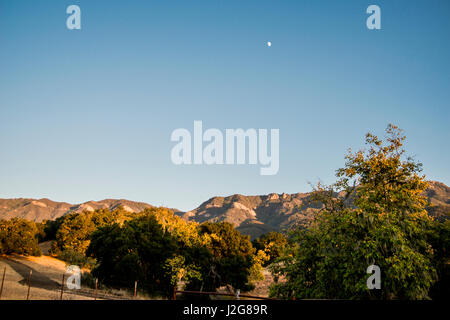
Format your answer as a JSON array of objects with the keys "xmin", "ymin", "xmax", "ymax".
[
  {"xmin": 0, "ymin": 198, "xmax": 154, "ymax": 222},
  {"xmin": 1, "ymin": 181, "xmax": 448, "ymax": 238}
]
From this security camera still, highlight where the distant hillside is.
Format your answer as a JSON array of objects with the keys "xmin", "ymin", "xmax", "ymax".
[
  {"xmin": 180, "ymin": 181, "xmax": 450, "ymax": 238},
  {"xmin": 0, "ymin": 198, "xmax": 154, "ymax": 222},
  {"xmin": 1, "ymin": 181, "xmax": 448, "ymax": 239},
  {"xmin": 424, "ymin": 181, "xmax": 450, "ymax": 221},
  {"xmin": 179, "ymin": 193, "xmax": 318, "ymax": 238}
]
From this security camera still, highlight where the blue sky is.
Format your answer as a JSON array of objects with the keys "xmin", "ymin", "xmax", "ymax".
[{"xmin": 0, "ymin": 0, "xmax": 449, "ymax": 211}]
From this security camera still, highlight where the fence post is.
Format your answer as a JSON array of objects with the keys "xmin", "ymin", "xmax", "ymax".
[
  {"xmin": 60, "ymin": 274, "xmax": 65, "ymax": 300},
  {"xmin": 134, "ymin": 281, "xmax": 137, "ymax": 300},
  {"xmin": 0, "ymin": 266, "xmax": 6, "ymax": 299},
  {"xmin": 94, "ymin": 278, "xmax": 98, "ymax": 300},
  {"xmin": 26, "ymin": 270, "xmax": 32, "ymax": 300}
]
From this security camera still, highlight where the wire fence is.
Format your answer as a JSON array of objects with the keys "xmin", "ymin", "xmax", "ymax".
[{"xmin": 174, "ymin": 290, "xmax": 277, "ymax": 300}]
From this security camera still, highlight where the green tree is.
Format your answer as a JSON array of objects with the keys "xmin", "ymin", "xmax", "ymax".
[
  {"xmin": 50, "ymin": 208, "xmax": 128, "ymax": 257},
  {"xmin": 252, "ymin": 232, "xmax": 288, "ymax": 266},
  {"xmin": 42, "ymin": 216, "xmax": 66, "ymax": 241},
  {"xmin": 35, "ymin": 221, "xmax": 47, "ymax": 243},
  {"xmin": 428, "ymin": 220, "xmax": 450, "ymax": 299},
  {"xmin": 51, "ymin": 212, "xmax": 97, "ymax": 255},
  {"xmin": 270, "ymin": 125, "xmax": 437, "ymax": 299},
  {"xmin": 137, "ymin": 207, "xmax": 203, "ymax": 248},
  {"xmin": 0, "ymin": 218, "xmax": 42, "ymax": 256},
  {"xmin": 186, "ymin": 222, "xmax": 256, "ymax": 293},
  {"xmin": 163, "ymin": 254, "xmax": 202, "ymax": 294},
  {"xmin": 87, "ymin": 214, "xmax": 185, "ymax": 298}
]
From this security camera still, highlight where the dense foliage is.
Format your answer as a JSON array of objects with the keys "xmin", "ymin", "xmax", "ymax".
[
  {"xmin": 0, "ymin": 218, "xmax": 42, "ymax": 256},
  {"xmin": 270, "ymin": 125, "xmax": 448, "ymax": 299},
  {"xmin": 428, "ymin": 220, "xmax": 450, "ymax": 299},
  {"xmin": 85, "ymin": 211, "xmax": 260, "ymax": 298},
  {"xmin": 50, "ymin": 208, "xmax": 129, "ymax": 255},
  {"xmin": 185, "ymin": 222, "xmax": 257, "ymax": 294},
  {"xmin": 252, "ymin": 232, "xmax": 287, "ymax": 266},
  {"xmin": 87, "ymin": 214, "xmax": 182, "ymax": 298}
]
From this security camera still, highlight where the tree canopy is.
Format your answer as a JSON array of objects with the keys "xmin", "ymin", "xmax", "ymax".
[
  {"xmin": 252, "ymin": 231, "xmax": 288, "ymax": 266},
  {"xmin": 185, "ymin": 222, "xmax": 257, "ymax": 293},
  {"xmin": 85, "ymin": 212, "xmax": 260, "ymax": 298},
  {"xmin": 0, "ymin": 218, "xmax": 42, "ymax": 256},
  {"xmin": 270, "ymin": 125, "xmax": 442, "ymax": 299},
  {"xmin": 87, "ymin": 214, "xmax": 180, "ymax": 297}
]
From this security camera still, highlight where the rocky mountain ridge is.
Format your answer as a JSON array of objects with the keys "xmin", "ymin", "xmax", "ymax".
[{"xmin": 1, "ymin": 181, "xmax": 448, "ymax": 238}]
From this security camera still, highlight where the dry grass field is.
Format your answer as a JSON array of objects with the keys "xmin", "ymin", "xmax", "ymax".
[
  {"xmin": 0, "ymin": 254, "xmax": 95, "ymax": 300},
  {"xmin": 0, "ymin": 241, "xmax": 145, "ymax": 300}
]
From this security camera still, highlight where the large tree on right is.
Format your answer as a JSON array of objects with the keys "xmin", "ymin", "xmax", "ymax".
[{"xmin": 270, "ymin": 124, "xmax": 441, "ymax": 299}]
